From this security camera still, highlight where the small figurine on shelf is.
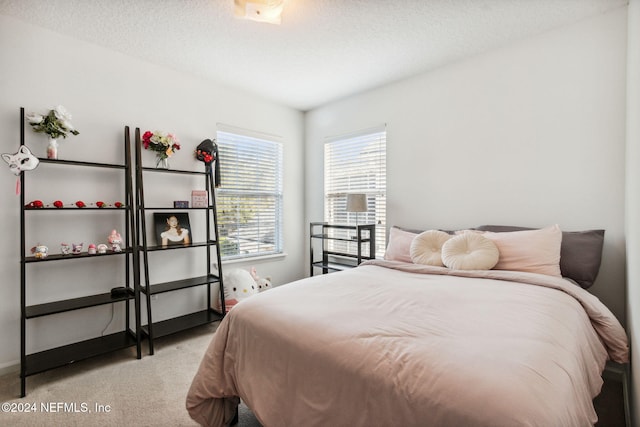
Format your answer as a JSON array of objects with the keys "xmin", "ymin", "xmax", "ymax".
[
  {"xmin": 88, "ymin": 244, "xmax": 96, "ymax": 255},
  {"xmin": 31, "ymin": 244, "xmax": 48, "ymax": 259},
  {"xmin": 108, "ymin": 229, "xmax": 123, "ymax": 252},
  {"xmin": 72, "ymin": 243, "xmax": 83, "ymax": 255},
  {"xmin": 97, "ymin": 243, "xmax": 108, "ymax": 254},
  {"xmin": 60, "ymin": 243, "xmax": 71, "ymax": 255}
]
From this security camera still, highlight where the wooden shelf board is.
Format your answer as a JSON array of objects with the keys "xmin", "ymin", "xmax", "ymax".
[
  {"xmin": 142, "ymin": 275, "xmax": 220, "ymax": 295},
  {"xmin": 310, "ymin": 222, "xmax": 376, "ymax": 230},
  {"xmin": 140, "ymin": 207, "xmax": 211, "ymax": 210},
  {"xmin": 141, "ymin": 241, "xmax": 217, "ymax": 252},
  {"xmin": 25, "ymin": 207, "xmax": 128, "ymax": 211},
  {"xmin": 24, "ymin": 331, "xmax": 137, "ymax": 377},
  {"xmin": 141, "ymin": 310, "xmax": 223, "ymax": 339},
  {"xmin": 38, "ymin": 158, "xmax": 126, "ymax": 169},
  {"xmin": 24, "ymin": 248, "xmax": 132, "ymax": 263},
  {"xmin": 311, "ymin": 234, "xmax": 372, "ymax": 242},
  {"xmin": 26, "ymin": 290, "xmax": 134, "ymax": 318},
  {"xmin": 311, "ymin": 261, "xmax": 356, "ymax": 271},
  {"xmin": 141, "ymin": 167, "xmax": 208, "ymax": 175},
  {"xmin": 324, "ymin": 251, "xmax": 375, "ymax": 261}
]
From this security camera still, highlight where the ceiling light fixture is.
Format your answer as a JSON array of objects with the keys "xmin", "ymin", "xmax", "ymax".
[{"xmin": 234, "ymin": 0, "xmax": 284, "ymax": 25}]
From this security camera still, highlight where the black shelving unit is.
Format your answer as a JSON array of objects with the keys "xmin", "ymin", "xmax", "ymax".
[
  {"xmin": 310, "ymin": 222, "xmax": 375, "ymax": 275},
  {"xmin": 133, "ymin": 128, "xmax": 225, "ymax": 355},
  {"xmin": 18, "ymin": 108, "xmax": 140, "ymax": 397}
]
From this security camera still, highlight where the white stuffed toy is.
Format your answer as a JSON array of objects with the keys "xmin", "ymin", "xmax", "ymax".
[
  {"xmin": 222, "ymin": 269, "xmax": 258, "ymax": 312},
  {"xmin": 250, "ymin": 267, "xmax": 272, "ymax": 292},
  {"xmin": 216, "ymin": 266, "xmax": 273, "ymax": 312}
]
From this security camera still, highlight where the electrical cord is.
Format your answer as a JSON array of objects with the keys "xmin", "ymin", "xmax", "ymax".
[{"xmin": 101, "ymin": 303, "xmax": 115, "ymax": 336}]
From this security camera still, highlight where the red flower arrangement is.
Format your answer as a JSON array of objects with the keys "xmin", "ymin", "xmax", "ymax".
[
  {"xmin": 75, "ymin": 201, "xmax": 86, "ymax": 208},
  {"xmin": 53, "ymin": 200, "xmax": 64, "ymax": 208}
]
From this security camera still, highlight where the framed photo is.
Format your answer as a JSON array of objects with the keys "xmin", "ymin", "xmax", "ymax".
[{"xmin": 154, "ymin": 212, "xmax": 191, "ymax": 247}]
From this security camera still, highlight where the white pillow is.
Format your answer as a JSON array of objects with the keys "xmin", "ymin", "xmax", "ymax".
[
  {"xmin": 410, "ymin": 230, "xmax": 452, "ymax": 266},
  {"xmin": 441, "ymin": 232, "xmax": 500, "ymax": 270},
  {"xmin": 481, "ymin": 224, "xmax": 562, "ymax": 277}
]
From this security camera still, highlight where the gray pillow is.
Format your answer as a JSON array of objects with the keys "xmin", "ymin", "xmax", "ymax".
[{"xmin": 475, "ymin": 225, "xmax": 604, "ymax": 289}]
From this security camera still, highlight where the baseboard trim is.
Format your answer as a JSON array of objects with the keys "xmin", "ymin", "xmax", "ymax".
[{"xmin": 0, "ymin": 361, "xmax": 19, "ymax": 378}]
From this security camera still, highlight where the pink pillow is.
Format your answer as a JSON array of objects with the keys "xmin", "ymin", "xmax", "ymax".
[
  {"xmin": 384, "ymin": 227, "xmax": 417, "ymax": 263},
  {"xmin": 481, "ymin": 225, "xmax": 562, "ymax": 277}
]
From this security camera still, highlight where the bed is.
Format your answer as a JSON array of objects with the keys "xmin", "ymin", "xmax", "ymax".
[{"xmin": 186, "ymin": 225, "xmax": 629, "ymax": 427}]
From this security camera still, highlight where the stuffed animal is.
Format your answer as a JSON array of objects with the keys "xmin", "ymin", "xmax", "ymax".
[
  {"xmin": 250, "ymin": 267, "xmax": 272, "ymax": 292},
  {"xmin": 222, "ymin": 269, "xmax": 258, "ymax": 312}
]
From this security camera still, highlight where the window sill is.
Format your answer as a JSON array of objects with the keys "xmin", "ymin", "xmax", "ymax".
[{"xmin": 223, "ymin": 252, "xmax": 287, "ymax": 265}]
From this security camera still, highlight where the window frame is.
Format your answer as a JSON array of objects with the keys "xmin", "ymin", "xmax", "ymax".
[
  {"xmin": 215, "ymin": 125, "xmax": 284, "ymax": 261},
  {"xmin": 324, "ymin": 125, "xmax": 387, "ymax": 258}
]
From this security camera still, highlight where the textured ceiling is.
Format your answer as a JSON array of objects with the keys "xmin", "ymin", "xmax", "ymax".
[{"xmin": 0, "ymin": 0, "xmax": 628, "ymax": 111}]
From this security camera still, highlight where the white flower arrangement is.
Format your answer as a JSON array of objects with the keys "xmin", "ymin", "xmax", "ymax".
[
  {"xmin": 142, "ymin": 130, "xmax": 181, "ymax": 160},
  {"xmin": 26, "ymin": 105, "xmax": 80, "ymax": 139}
]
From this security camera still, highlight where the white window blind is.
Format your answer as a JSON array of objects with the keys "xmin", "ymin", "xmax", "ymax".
[
  {"xmin": 216, "ymin": 127, "xmax": 283, "ymax": 260},
  {"xmin": 324, "ymin": 126, "xmax": 386, "ymax": 258}
]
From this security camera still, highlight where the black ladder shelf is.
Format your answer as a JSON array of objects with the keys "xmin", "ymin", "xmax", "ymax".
[
  {"xmin": 133, "ymin": 128, "xmax": 226, "ymax": 355},
  {"xmin": 18, "ymin": 107, "xmax": 141, "ymax": 397},
  {"xmin": 310, "ymin": 222, "xmax": 376, "ymax": 276}
]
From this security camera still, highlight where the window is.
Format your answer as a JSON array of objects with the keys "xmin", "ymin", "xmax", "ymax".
[
  {"xmin": 216, "ymin": 126, "xmax": 283, "ymax": 260},
  {"xmin": 324, "ymin": 126, "xmax": 386, "ymax": 258}
]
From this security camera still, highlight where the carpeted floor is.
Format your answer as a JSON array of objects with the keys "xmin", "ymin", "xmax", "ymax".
[
  {"xmin": 0, "ymin": 322, "xmax": 262, "ymax": 426},
  {"xmin": 0, "ymin": 322, "xmax": 626, "ymax": 427}
]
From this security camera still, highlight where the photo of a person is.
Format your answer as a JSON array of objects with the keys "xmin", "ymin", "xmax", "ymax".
[{"xmin": 154, "ymin": 213, "xmax": 191, "ymax": 247}]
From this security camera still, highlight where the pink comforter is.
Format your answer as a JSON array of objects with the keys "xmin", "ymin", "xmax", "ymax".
[{"xmin": 186, "ymin": 261, "xmax": 628, "ymax": 427}]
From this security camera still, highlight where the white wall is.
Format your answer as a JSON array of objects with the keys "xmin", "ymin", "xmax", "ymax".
[
  {"xmin": 0, "ymin": 15, "xmax": 305, "ymax": 370},
  {"xmin": 306, "ymin": 7, "xmax": 628, "ymax": 327},
  {"xmin": 626, "ymin": 0, "xmax": 640, "ymax": 423}
]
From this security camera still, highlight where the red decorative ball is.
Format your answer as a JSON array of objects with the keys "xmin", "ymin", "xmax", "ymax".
[
  {"xmin": 96, "ymin": 201, "xmax": 105, "ymax": 208},
  {"xmin": 26, "ymin": 200, "xmax": 44, "ymax": 209},
  {"xmin": 114, "ymin": 202, "xmax": 123, "ymax": 208},
  {"xmin": 75, "ymin": 201, "xmax": 86, "ymax": 208},
  {"xmin": 53, "ymin": 200, "xmax": 63, "ymax": 208}
]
